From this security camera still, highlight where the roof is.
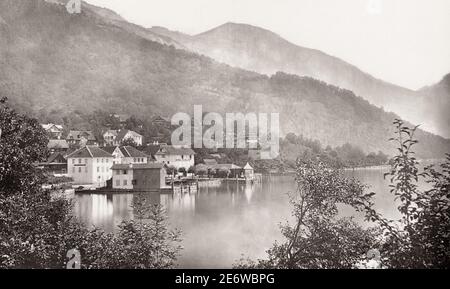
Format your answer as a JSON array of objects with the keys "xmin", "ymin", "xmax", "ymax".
[
  {"xmin": 198, "ymin": 163, "xmax": 241, "ymax": 170},
  {"xmin": 67, "ymin": 130, "xmax": 96, "ymax": 141},
  {"xmin": 42, "ymin": 124, "xmax": 63, "ymax": 131},
  {"xmin": 152, "ymin": 115, "xmax": 170, "ymax": 123},
  {"xmin": 47, "ymin": 152, "xmax": 67, "ymax": 164},
  {"xmin": 142, "ymin": 145, "xmax": 161, "ymax": 157},
  {"xmin": 116, "ymin": 129, "xmax": 143, "ymax": 142},
  {"xmin": 48, "ymin": 139, "xmax": 69, "ymax": 150},
  {"xmin": 66, "ymin": 146, "xmax": 113, "ymax": 158},
  {"xmin": 111, "ymin": 163, "xmax": 164, "ymax": 170},
  {"xmin": 244, "ymin": 163, "xmax": 254, "ymax": 170},
  {"xmin": 119, "ymin": 146, "xmax": 149, "ymax": 158},
  {"xmin": 104, "ymin": 130, "xmax": 118, "ymax": 136},
  {"xmin": 156, "ymin": 145, "xmax": 195, "ymax": 156},
  {"xmin": 203, "ymin": 159, "xmax": 218, "ymax": 165},
  {"xmin": 63, "ymin": 148, "xmax": 78, "ymax": 158},
  {"xmin": 101, "ymin": 146, "xmax": 120, "ymax": 155},
  {"xmin": 212, "ymin": 164, "xmax": 242, "ymax": 170}
]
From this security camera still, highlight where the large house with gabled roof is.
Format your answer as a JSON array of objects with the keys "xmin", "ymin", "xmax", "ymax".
[
  {"xmin": 103, "ymin": 129, "xmax": 143, "ymax": 146},
  {"xmin": 154, "ymin": 145, "xmax": 195, "ymax": 171},
  {"xmin": 102, "ymin": 146, "xmax": 149, "ymax": 165},
  {"xmin": 66, "ymin": 146, "xmax": 114, "ymax": 187},
  {"xmin": 66, "ymin": 130, "xmax": 98, "ymax": 147},
  {"xmin": 47, "ymin": 139, "xmax": 69, "ymax": 153},
  {"xmin": 41, "ymin": 124, "xmax": 64, "ymax": 139}
]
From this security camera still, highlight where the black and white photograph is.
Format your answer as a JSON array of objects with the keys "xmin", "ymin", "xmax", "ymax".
[{"xmin": 0, "ymin": 0, "xmax": 449, "ymax": 280}]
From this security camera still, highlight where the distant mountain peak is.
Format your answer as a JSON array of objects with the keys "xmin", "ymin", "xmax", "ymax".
[
  {"xmin": 442, "ymin": 73, "xmax": 450, "ymax": 85},
  {"xmin": 196, "ymin": 21, "xmax": 281, "ymax": 38}
]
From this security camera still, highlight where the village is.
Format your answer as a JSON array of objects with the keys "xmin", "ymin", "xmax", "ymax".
[{"xmin": 38, "ymin": 117, "xmax": 260, "ymax": 194}]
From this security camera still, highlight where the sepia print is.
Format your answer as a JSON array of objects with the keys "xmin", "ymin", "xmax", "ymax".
[{"xmin": 0, "ymin": 0, "xmax": 449, "ymax": 276}]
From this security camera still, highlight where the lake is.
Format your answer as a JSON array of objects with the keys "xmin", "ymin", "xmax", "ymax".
[{"xmin": 73, "ymin": 168, "xmax": 410, "ymax": 268}]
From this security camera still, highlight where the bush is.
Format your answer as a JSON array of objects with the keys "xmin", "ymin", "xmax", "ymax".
[
  {"xmin": 236, "ymin": 160, "xmax": 377, "ymax": 269},
  {"xmin": 358, "ymin": 120, "xmax": 450, "ymax": 268},
  {"xmin": 0, "ymin": 98, "xmax": 182, "ymax": 269}
]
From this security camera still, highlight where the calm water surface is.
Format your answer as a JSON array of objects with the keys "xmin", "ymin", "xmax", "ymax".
[{"xmin": 73, "ymin": 168, "xmax": 415, "ymax": 268}]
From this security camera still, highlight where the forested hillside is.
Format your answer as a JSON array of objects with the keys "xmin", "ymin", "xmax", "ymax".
[{"xmin": 0, "ymin": 0, "xmax": 448, "ymax": 158}]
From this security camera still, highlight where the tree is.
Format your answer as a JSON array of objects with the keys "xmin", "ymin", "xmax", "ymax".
[
  {"xmin": 178, "ymin": 167, "xmax": 187, "ymax": 177},
  {"xmin": 166, "ymin": 166, "xmax": 177, "ymax": 176},
  {"xmin": 194, "ymin": 165, "xmax": 208, "ymax": 177},
  {"xmin": 0, "ymin": 98, "xmax": 182, "ymax": 268},
  {"xmin": 236, "ymin": 159, "xmax": 377, "ymax": 268},
  {"xmin": 358, "ymin": 119, "xmax": 450, "ymax": 268},
  {"xmin": 121, "ymin": 137, "xmax": 139, "ymax": 148}
]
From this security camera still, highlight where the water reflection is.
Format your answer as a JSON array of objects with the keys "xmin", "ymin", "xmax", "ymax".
[{"xmin": 73, "ymin": 172, "xmax": 412, "ymax": 268}]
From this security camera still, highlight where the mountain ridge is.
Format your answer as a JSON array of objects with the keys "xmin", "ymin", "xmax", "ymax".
[
  {"xmin": 149, "ymin": 22, "xmax": 448, "ymax": 137},
  {"xmin": 0, "ymin": 0, "xmax": 448, "ymax": 159}
]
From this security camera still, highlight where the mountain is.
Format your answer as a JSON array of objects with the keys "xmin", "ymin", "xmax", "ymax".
[
  {"xmin": 0, "ymin": 0, "xmax": 449, "ymax": 159},
  {"xmin": 415, "ymin": 74, "xmax": 450, "ymax": 136},
  {"xmin": 149, "ymin": 22, "xmax": 449, "ymax": 138},
  {"xmin": 47, "ymin": 0, "xmax": 185, "ymax": 49}
]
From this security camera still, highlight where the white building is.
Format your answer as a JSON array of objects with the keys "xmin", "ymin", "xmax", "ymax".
[
  {"xmin": 103, "ymin": 129, "xmax": 143, "ymax": 146},
  {"xmin": 154, "ymin": 145, "xmax": 195, "ymax": 171},
  {"xmin": 66, "ymin": 146, "xmax": 114, "ymax": 187},
  {"xmin": 41, "ymin": 124, "xmax": 64, "ymax": 139},
  {"xmin": 102, "ymin": 146, "xmax": 150, "ymax": 165}
]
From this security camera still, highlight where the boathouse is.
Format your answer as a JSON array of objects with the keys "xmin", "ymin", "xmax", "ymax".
[{"xmin": 111, "ymin": 163, "xmax": 166, "ymax": 191}]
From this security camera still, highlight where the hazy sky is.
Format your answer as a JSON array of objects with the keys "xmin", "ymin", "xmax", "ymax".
[{"xmin": 85, "ymin": 0, "xmax": 450, "ymax": 90}]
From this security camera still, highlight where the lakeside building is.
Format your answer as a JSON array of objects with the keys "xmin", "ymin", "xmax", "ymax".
[
  {"xmin": 37, "ymin": 152, "xmax": 67, "ymax": 175},
  {"xmin": 195, "ymin": 161, "xmax": 256, "ymax": 181},
  {"xmin": 66, "ymin": 146, "xmax": 114, "ymax": 187},
  {"xmin": 154, "ymin": 145, "xmax": 195, "ymax": 171},
  {"xmin": 111, "ymin": 163, "xmax": 167, "ymax": 191},
  {"xmin": 243, "ymin": 162, "xmax": 255, "ymax": 180},
  {"xmin": 103, "ymin": 129, "xmax": 143, "ymax": 146}
]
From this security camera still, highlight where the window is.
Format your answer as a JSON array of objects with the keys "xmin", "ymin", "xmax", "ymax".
[
  {"xmin": 106, "ymin": 159, "xmax": 109, "ymax": 163},
  {"xmin": 134, "ymin": 158, "xmax": 137, "ymax": 163},
  {"xmin": 115, "ymin": 180, "xmax": 120, "ymax": 186},
  {"xmin": 123, "ymin": 180, "xmax": 127, "ymax": 186},
  {"xmin": 123, "ymin": 170, "xmax": 127, "ymax": 175},
  {"xmin": 97, "ymin": 167, "xmax": 100, "ymax": 173},
  {"xmin": 78, "ymin": 167, "xmax": 82, "ymax": 173},
  {"xmin": 132, "ymin": 180, "xmax": 137, "ymax": 185},
  {"xmin": 78, "ymin": 159, "xmax": 82, "ymax": 164},
  {"xmin": 72, "ymin": 159, "xmax": 75, "ymax": 164}
]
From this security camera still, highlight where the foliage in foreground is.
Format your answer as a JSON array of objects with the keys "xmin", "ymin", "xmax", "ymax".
[
  {"xmin": 237, "ymin": 119, "xmax": 450, "ymax": 269},
  {"xmin": 358, "ymin": 120, "xmax": 450, "ymax": 268},
  {"xmin": 236, "ymin": 160, "xmax": 378, "ymax": 269},
  {"xmin": 0, "ymin": 97, "xmax": 181, "ymax": 269}
]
